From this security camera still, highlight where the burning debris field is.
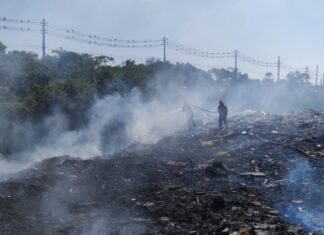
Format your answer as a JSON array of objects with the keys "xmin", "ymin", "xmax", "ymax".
[
  {"xmin": 3, "ymin": 1, "xmax": 324, "ymax": 234},
  {"xmin": 0, "ymin": 111, "xmax": 322, "ymax": 235}
]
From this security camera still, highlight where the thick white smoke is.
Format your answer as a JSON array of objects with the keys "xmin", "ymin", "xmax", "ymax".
[
  {"xmin": 1, "ymin": 63, "xmax": 324, "ymax": 176},
  {"xmin": 0, "ymin": 70, "xmax": 218, "ymax": 174}
]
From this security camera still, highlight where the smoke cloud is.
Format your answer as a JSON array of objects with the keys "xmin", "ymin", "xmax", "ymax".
[
  {"xmin": 273, "ymin": 159, "xmax": 324, "ymax": 234},
  {"xmin": 1, "ymin": 64, "xmax": 324, "ymax": 175},
  {"xmin": 0, "ymin": 59, "xmax": 324, "ymax": 235}
]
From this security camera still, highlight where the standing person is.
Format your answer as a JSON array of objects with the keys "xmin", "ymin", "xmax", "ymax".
[
  {"xmin": 182, "ymin": 102, "xmax": 195, "ymax": 130},
  {"xmin": 218, "ymin": 100, "xmax": 228, "ymax": 129}
]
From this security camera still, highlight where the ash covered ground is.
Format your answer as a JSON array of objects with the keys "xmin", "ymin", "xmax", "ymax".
[{"xmin": 0, "ymin": 111, "xmax": 323, "ymax": 235}]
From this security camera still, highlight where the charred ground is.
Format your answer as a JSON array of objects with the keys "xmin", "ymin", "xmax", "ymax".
[{"xmin": 0, "ymin": 111, "xmax": 323, "ymax": 235}]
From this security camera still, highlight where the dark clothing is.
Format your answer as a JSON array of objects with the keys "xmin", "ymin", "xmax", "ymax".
[
  {"xmin": 219, "ymin": 115, "xmax": 227, "ymax": 129},
  {"xmin": 218, "ymin": 103, "xmax": 228, "ymax": 129}
]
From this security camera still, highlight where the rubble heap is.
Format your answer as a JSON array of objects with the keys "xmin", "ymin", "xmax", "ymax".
[{"xmin": 0, "ymin": 111, "xmax": 323, "ymax": 235}]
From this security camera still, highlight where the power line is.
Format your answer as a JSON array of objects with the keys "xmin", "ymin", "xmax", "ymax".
[
  {"xmin": 47, "ymin": 31, "xmax": 163, "ymax": 48},
  {"xmin": 238, "ymin": 53, "xmax": 277, "ymax": 68},
  {"xmin": 47, "ymin": 23, "xmax": 163, "ymax": 44},
  {"xmin": 166, "ymin": 39, "xmax": 234, "ymax": 58},
  {"xmin": 281, "ymin": 64, "xmax": 305, "ymax": 72},
  {"xmin": 0, "ymin": 24, "xmax": 40, "ymax": 33},
  {"xmin": 0, "ymin": 17, "xmax": 41, "ymax": 24},
  {"xmin": 0, "ymin": 16, "xmax": 319, "ymax": 82}
]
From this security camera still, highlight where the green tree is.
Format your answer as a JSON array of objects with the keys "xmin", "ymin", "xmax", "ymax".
[
  {"xmin": 286, "ymin": 71, "xmax": 310, "ymax": 85},
  {"xmin": 263, "ymin": 72, "xmax": 274, "ymax": 85},
  {"xmin": 0, "ymin": 42, "xmax": 6, "ymax": 54}
]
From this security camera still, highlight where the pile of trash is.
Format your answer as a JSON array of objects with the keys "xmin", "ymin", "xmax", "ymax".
[{"xmin": 0, "ymin": 111, "xmax": 323, "ymax": 235}]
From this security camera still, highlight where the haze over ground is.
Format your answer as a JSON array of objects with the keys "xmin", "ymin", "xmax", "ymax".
[
  {"xmin": 0, "ymin": 0, "xmax": 323, "ymax": 82},
  {"xmin": 0, "ymin": 2, "xmax": 323, "ymax": 234}
]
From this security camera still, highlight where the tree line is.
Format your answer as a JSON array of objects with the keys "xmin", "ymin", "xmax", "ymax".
[{"xmin": 0, "ymin": 41, "xmax": 317, "ymax": 154}]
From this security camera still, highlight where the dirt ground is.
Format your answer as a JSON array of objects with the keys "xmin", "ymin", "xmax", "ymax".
[{"xmin": 0, "ymin": 111, "xmax": 323, "ymax": 235}]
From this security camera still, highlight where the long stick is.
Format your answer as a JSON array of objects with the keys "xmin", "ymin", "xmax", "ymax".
[{"xmin": 253, "ymin": 134, "xmax": 316, "ymax": 159}]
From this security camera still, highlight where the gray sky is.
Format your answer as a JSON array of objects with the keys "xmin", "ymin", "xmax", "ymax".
[{"xmin": 0, "ymin": 0, "xmax": 323, "ymax": 81}]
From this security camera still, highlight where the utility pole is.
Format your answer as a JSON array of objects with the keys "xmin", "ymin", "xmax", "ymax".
[
  {"xmin": 163, "ymin": 36, "xmax": 166, "ymax": 62},
  {"xmin": 277, "ymin": 56, "xmax": 280, "ymax": 82},
  {"xmin": 316, "ymin": 65, "xmax": 319, "ymax": 86},
  {"xmin": 234, "ymin": 50, "xmax": 238, "ymax": 79},
  {"xmin": 41, "ymin": 18, "xmax": 46, "ymax": 58},
  {"xmin": 305, "ymin": 67, "xmax": 309, "ymax": 82}
]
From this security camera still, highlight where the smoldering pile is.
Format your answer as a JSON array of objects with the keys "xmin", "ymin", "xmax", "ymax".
[{"xmin": 0, "ymin": 111, "xmax": 323, "ymax": 235}]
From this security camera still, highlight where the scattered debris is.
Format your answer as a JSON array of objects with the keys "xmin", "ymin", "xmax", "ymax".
[
  {"xmin": 240, "ymin": 172, "xmax": 266, "ymax": 177},
  {"xmin": 0, "ymin": 111, "xmax": 322, "ymax": 234}
]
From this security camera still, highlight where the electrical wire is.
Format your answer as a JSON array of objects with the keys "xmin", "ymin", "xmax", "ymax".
[
  {"xmin": 0, "ymin": 16, "xmax": 319, "ymax": 79},
  {"xmin": 0, "ymin": 24, "xmax": 40, "ymax": 33},
  {"xmin": 0, "ymin": 17, "xmax": 41, "ymax": 24},
  {"xmin": 167, "ymin": 39, "xmax": 234, "ymax": 58},
  {"xmin": 47, "ymin": 23, "xmax": 163, "ymax": 44}
]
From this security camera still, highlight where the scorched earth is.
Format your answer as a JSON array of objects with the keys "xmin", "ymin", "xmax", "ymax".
[{"xmin": 0, "ymin": 111, "xmax": 323, "ymax": 235}]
